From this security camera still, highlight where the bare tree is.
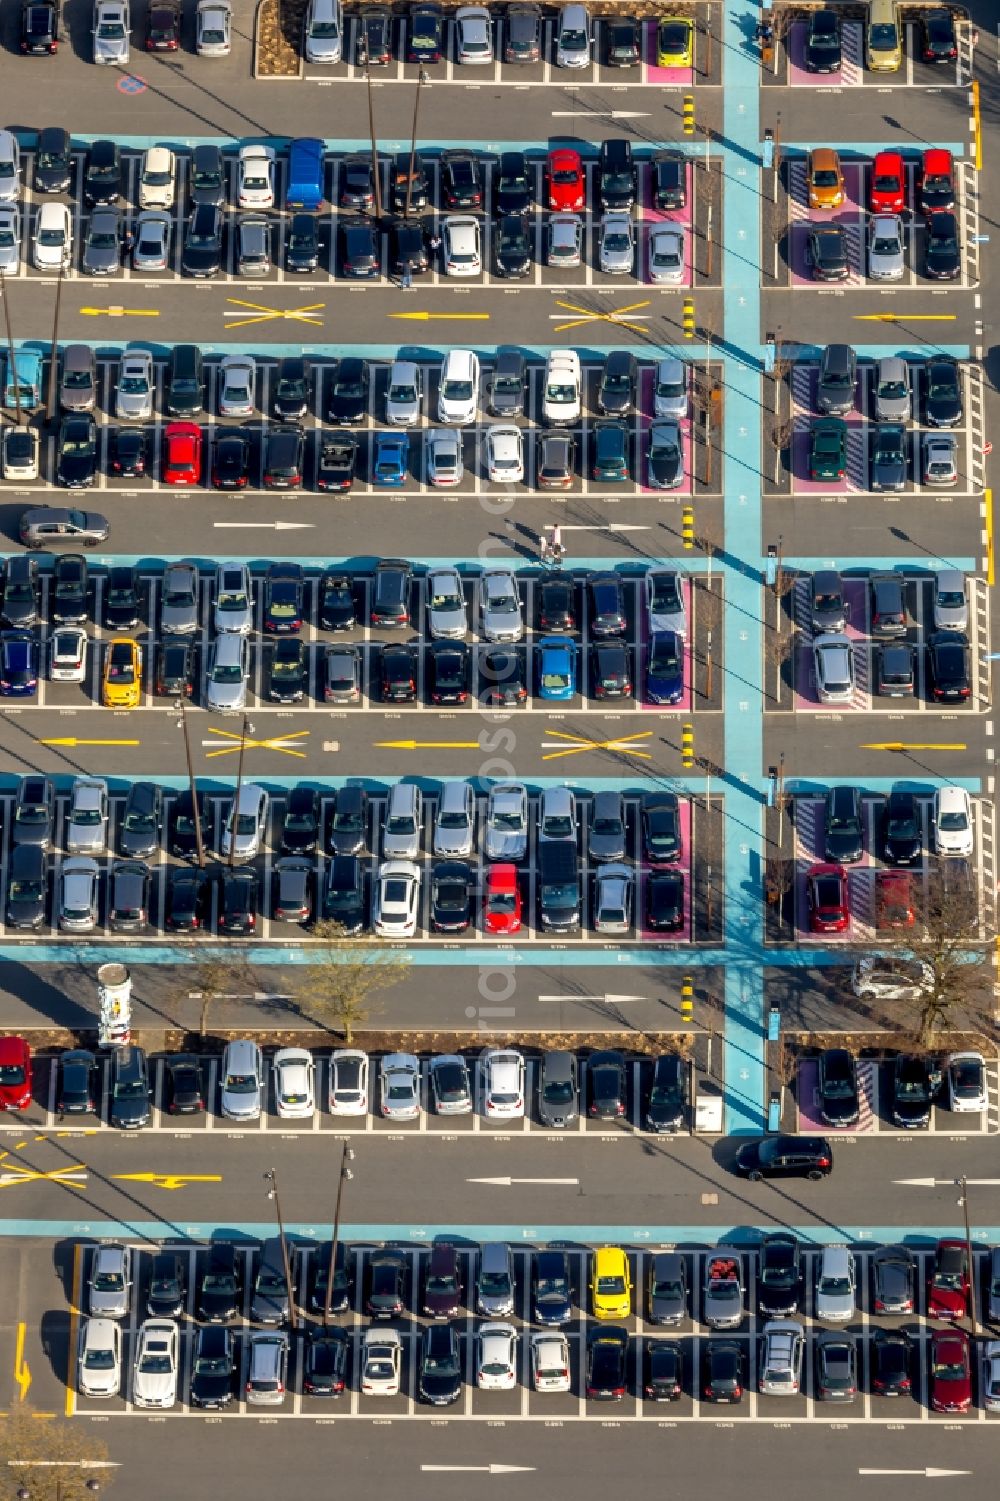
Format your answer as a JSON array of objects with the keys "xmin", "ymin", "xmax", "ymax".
[
  {"xmin": 188, "ymin": 952, "xmax": 254, "ymax": 1037},
  {"xmin": 885, "ymin": 865, "xmax": 994, "ymax": 1047},
  {"xmin": 293, "ymin": 921, "xmax": 408, "ymax": 1045},
  {"xmin": 0, "ymin": 1407, "xmax": 114, "ymax": 1501}
]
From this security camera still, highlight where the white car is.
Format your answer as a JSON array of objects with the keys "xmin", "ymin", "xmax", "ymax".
[
  {"xmin": 237, "ymin": 145, "xmax": 276, "ymax": 209},
  {"xmin": 481, "ymin": 1047, "xmax": 525, "ymax": 1119},
  {"xmin": 934, "ymin": 786, "xmax": 974, "ymax": 856},
  {"xmin": 443, "ymin": 215, "xmax": 482, "ymax": 277},
  {"xmin": 945, "ymin": 1051, "xmax": 987, "ymax": 1113},
  {"xmin": 92, "ymin": 0, "xmax": 130, "ymax": 64},
  {"xmin": 361, "ymin": 1328, "xmax": 401, "ymax": 1395},
  {"xmin": 0, "ymin": 206, "xmax": 21, "ymax": 273},
  {"xmin": 455, "ymin": 4, "xmax": 493, "ymax": 62},
  {"xmin": 328, "ymin": 1048, "xmax": 368, "ymax": 1116},
  {"xmin": 484, "ymin": 782, "xmax": 528, "ymax": 861},
  {"xmin": 477, "ymin": 1323, "xmax": 518, "ymax": 1389},
  {"xmin": 33, "ymin": 202, "xmax": 73, "ymax": 272},
  {"xmin": 542, "ymin": 350, "xmax": 582, "ymax": 425},
  {"xmin": 49, "ymin": 627, "xmax": 88, "ymax": 683},
  {"xmin": 425, "ymin": 567, "xmax": 467, "ymax": 640},
  {"xmin": 196, "ymin": 0, "xmax": 232, "ymax": 54},
  {"xmin": 132, "ymin": 1319, "xmax": 179, "ymax": 1409},
  {"xmin": 648, "ymin": 225, "xmax": 685, "ymax": 284},
  {"xmin": 425, "ymin": 428, "xmax": 464, "ymax": 487},
  {"xmin": 273, "ymin": 1047, "xmax": 316, "ymax": 1120},
  {"xmin": 479, "ymin": 568, "xmax": 523, "ymax": 644},
  {"xmin": 218, "ymin": 353, "xmax": 257, "ymax": 417},
  {"xmin": 0, "ymin": 132, "xmax": 21, "ymax": 205},
  {"xmin": 485, "ymin": 424, "xmax": 524, "ymax": 484},
  {"xmin": 437, "ymin": 349, "xmax": 480, "ymax": 424},
  {"xmin": 138, "ymin": 147, "xmax": 177, "ymax": 210},
  {"xmin": 373, "ymin": 860, "xmax": 421, "ymax": 938},
  {"xmin": 78, "ymin": 1317, "xmax": 122, "ymax": 1398},
  {"xmin": 2, "ymin": 425, "xmax": 39, "ymax": 481},
  {"xmin": 115, "ymin": 350, "xmax": 154, "ymax": 421},
  {"xmin": 379, "ymin": 1052, "xmax": 420, "ymax": 1121},
  {"xmin": 531, "ymin": 1332, "xmax": 571, "ymax": 1392},
  {"xmin": 599, "ymin": 213, "xmax": 635, "ymax": 275}
]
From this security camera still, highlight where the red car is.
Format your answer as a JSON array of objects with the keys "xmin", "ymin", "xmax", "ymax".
[
  {"xmin": 870, "ymin": 150, "xmax": 905, "ymax": 214},
  {"xmin": 930, "ymin": 1327, "xmax": 971, "ymax": 1413},
  {"xmin": 919, "ymin": 148, "xmax": 955, "ymax": 214},
  {"xmin": 805, "ymin": 862, "xmax": 848, "ymax": 933},
  {"xmin": 927, "ymin": 1239, "xmax": 969, "ymax": 1320},
  {"xmin": 0, "ymin": 1035, "xmax": 32, "ymax": 1110},
  {"xmin": 163, "ymin": 422, "xmax": 203, "ymax": 486},
  {"xmin": 546, "ymin": 148, "xmax": 584, "ymax": 212},
  {"xmin": 875, "ymin": 870, "xmax": 915, "ymax": 929},
  {"xmin": 484, "ymin": 863, "xmax": 522, "ymax": 935}
]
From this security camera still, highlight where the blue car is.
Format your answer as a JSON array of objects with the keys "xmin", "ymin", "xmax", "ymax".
[
  {"xmin": 0, "ymin": 630, "xmax": 39, "ymax": 697},
  {"xmin": 536, "ymin": 635, "xmax": 577, "ymax": 701},
  {"xmin": 646, "ymin": 630, "xmax": 683, "ymax": 705},
  {"xmin": 373, "ymin": 432, "xmax": 409, "ymax": 487}
]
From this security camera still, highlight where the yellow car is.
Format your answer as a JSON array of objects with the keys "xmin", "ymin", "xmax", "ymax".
[
  {"xmin": 102, "ymin": 638, "xmax": 142, "ymax": 708},
  {"xmin": 657, "ymin": 15, "xmax": 693, "ymax": 67},
  {"xmin": 591, "ymin": 1246, "xmax": 632, "ymax": 1320},
  {"xmin": 807, "ymin": 148, "xmax": 845, "ymax": 211}
]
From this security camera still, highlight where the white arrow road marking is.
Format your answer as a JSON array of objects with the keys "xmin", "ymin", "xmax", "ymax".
[
  {"xmin": 858, "ymin": 1469, "xmax": 972, "ymax": 1479},
  {"xmin": 538, "ymin": 993, "xmax": 647, "ymax": 1002},
  {"xmin": 421, "ymin": 1466, "xmax": 537, "ymax": 1475},
  {"xmin": 213, "ymin": 521, "xmax": 315, "ymax": 530},
  {"xmin": 894, "ymin": 1178, "xmax": 1000, "ymax": 1187},
  {"xmin": 466, "ymin": 1177, "xmax": 580, "ymax": 1187}
]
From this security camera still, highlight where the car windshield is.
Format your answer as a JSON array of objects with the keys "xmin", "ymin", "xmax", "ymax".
[
  {"xmin": 493, "ymin": 808, "xmax": 523, "ymax": 831},
  {"xmin": 597, "ymin": 1276, "xmax": 626, "ymax": 1295},
  {"xmin": 938, "ymin": 810, "xmax": 968, "ymax": 831},
  {"xmin": 873, "ymin": 232, "xmax": 899, "ymax": 253},
  {"xmin": 603, "ymin": 230, "xmax": 630, "ymax": 252},
  {"xmin": 543, "ymin": 1078, "xmax": 574, "ymax": 1104},
  {"xmin": 89, "ymin": 228, "xmax": 117, "ymax": 249},
  {"xmin": 425, "ymin": 1350, "xmax": 460, "ymax": 1374},
  {"xmin": 489, "ymin": 891, "xmax": 516, "ymax": 913},
  {"xmin": 479, "ymin": 1271, "xmax": 510, "ymax": 1295},
  {"xmin": 85, "ymin": 1346, "xmax": 115, "ymax": 1368},
  {"xmin": 114, "ymin": 1078, "xmax": 145, "ymax": 1099}
]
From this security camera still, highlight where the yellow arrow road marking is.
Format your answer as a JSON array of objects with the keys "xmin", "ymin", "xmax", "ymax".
[
  {"xmin": 852, "ymin": 313, "xmax": 957, "ymax": 322},
  {"xmin": 860, "ymin": 742, "xmax": 967, "ymax": 751},
  {"xmin": 387, "ymin": 310, "xmax": 491, "ymax": 321},
  {"xmin": 112, "ymin": 1172, "xmax": 222, "ymax": 1191},
  {"xmin": 541, "ymin": 728, "xmax": 653, "ymax": 762},
  {"xmin": 14, "ymin": 1322, "xmax": 30, "ymax": 1401},
  {"xmin": 374, "ymin": 739, "xmax": 484, "ymax": 749},
  {"xmin": 78, "ymin": 307, "xmax": 160, "ymax": 318},
  {"xmin": 39, "ymin": 737, "xmax": 141, "ymax": 747}
]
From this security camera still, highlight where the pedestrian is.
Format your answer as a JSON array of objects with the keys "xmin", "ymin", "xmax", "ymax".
[
  {"xmin": 400, "ymin": 262, "xmax": 413, "ymax": 291},
  {"xmin": 539, "ymin": 532, "xmax": 551, "ymax": 566},
  {"xmin": 429, "ymin": 232, "xmax": 443, "ymax": 258},
  {"xmin": 550, "ymin": 524, "xmax": 564, "ymax": 567}
]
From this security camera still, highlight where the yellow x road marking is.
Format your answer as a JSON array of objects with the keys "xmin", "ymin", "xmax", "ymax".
[
  {"xmin": 0, "ymin": 1163, "xmax": 87, "ymax": 1190},
  {"xmin": 203, "ymin": 727, "xmax": 310, "ymax": 759},
  {"xmin": 550, "ymin": 298, "xmax": 652, "ymax": 335},
  {"xmin": 541, "ymin": 729, "xmax": 653, "ymax": 762},
  {"xmin": 223, "ymin": 298, "xmax": 325, "ymax": 331}
]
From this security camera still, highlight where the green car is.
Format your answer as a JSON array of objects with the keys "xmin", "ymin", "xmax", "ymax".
[{"xmin": 809, "ymin": 417, "xmax": 848, "ymax": 481}]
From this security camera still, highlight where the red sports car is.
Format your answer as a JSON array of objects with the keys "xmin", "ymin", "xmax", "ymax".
[
  {"xmin": 547, "ymin": 148, "xmax": 584, "ymax": 212},
  {"xmin": 870, "ymin": 150, "xmax": 905, "ymax": 214},
  {"xmin": 484, "ymin": 863, "xmax": 522, "ymax": 935},
  {"xmin": 805, "ymin": 862, "xmax": 848, "ymax": 933},
  {"xmin": 927, "ymin": 1239, "xmax": 969, "ymax": 1320},
  {"xmin": 0, "ymin": 1035, "xmax": 32, "ymax": 1110},
  {"xmin": 930, "ymin": 1327, "xmax": 971, "ymax": 1413},
  {"xmin": 163, "ymin": 422, "xmax": 203, "ymax": 486}
]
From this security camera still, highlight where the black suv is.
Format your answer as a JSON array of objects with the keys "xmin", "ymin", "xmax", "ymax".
[
  {"xmin": 51, "ymin": 555, "xmax": 88, "ymax": 624},
  {"xmin": 495, "ymin": 214, "xmax": 531, "ymax": 278},
  {"xmin": 599, "ymin": 139, "xmax": 636, "ymax": 212},
  {"xmin": 2, "ymin": 556, "xmax": 40, "ymax": 629},
  {"xmin": 273, "ymin": 357, "xmax": 311, "ymax": 420},
  {"xmin": 488, "ymin": 350, "xmax": 527, "ymax": 417},
  {"xmin": 588, "ymin": 573, "xmax": 627, "ymax": 637},
  {"xmin": 598, "ymin": 350, "xmax": 637, "ymax": 416},
  {"xmin": 736, "ymin": 1135, "xmax": 833, "ymax": 1181},
  {"xmin": 495, "ymin": 151, "xmax": 531, "ymax": 215},
  {"xmin": 440, "ymin": 150, "xmax": 482, "ymax": 210},
  {"xmin": 391, "ymin": 150, "xmax": 429, "ymax": 213},
  {"xmin": 418, "ymin": 1324, "xmax": 462, "ymax": 1406},
  {"xmin": 189, "ymin": 143, "xmax": 225, "ymax": 207},
  {"xmin": 104, "ymin": 564, "xmax": 140, "ymax": 630},
  {"xmin": 119, "ymin": 781, "xmax": 162, "ymax": 859},
  {"xmin": 824, "ymin": 785, "xmax": 863, "ymax": 863},
  {"xmin": 371, "ymin": 559, "xmax": 413, "ymax": 628},
  {"xmin": 20, "ymin": 0, "xmax": 59, "ymax": 53},
  {"xmin": 757, "ymin": 1233, "xmax": 802, "ymax": 1316},
  {"xmin": 327, "ymin": 357, "xmax": 369, "ymax": 424},
  {"xmin": 869, "ymin": 574, "xmax": 907, "ymax": 637},
  {"xmin": 263, "ymin": 426, "xmax": 305, "ymax": 489},
  {"xmin": 322, "ymin": 854, "xmax": 365, "ymax": 933},
  {"xmin": 84, "ymin": 139, "xmax": 122, "ymax": 206},
  {"xmin": 34, "ymin": 126, "xmax": 72, "ymax": 193},
  {"xmin": 182, "ymin": 204, "xmax": 224, "ymax": 278},
  {"xmin": 882, "ymin": 789, "xmax": 921, "ymax": 865}
]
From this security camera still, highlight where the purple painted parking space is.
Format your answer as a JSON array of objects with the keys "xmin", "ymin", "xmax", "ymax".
[
  {"xmin": 641, "ymin": 161, "xmax": 694, "ymax": 288},
  {"xmin": 637, "ymin": 363, "xmax": 692, "ymax": 496},
  {"xmin": 787, "ymin": 17, "xmax": 864, "ymax": 87},
  {"xmin": 637, "ymin": 576, "xmax": 694, "ymax": 711},
  {"xmin": 797, "ymin": 1057, "xmax": 877, "ymax": 1134},
  {"xmin": 636, "ymin": 796, "xmax": 693, "ymax": 942}
]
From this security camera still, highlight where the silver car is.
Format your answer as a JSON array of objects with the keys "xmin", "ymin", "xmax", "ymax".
[
  {"xmin": 814, "ymin": 1244, "xmax": 855, "ymax": 1322},
  {"xmin": 385, "ymin": 360, "xmax": 422, "ymax": 426},
  {"xmin": 813, "ymin": 632, "xmax": 855, "ymax": 703},
  {"xmin": 220, "ymin": 1038, "xmax": 263, "ymax": 1120},
  {"xmin": 479, "ymin": 568, "xmax": 523, "ymax": 643},
  {"xmin": 425, "ymin": 428, "xmax": 463, "ymax": 487},
  {"xmin": 593, "ymin": 863, "xmax": 633, "ymax": 933},
  {"xmin": 115, "ymin": 350, "xmax": 154, "ymax": 421},
  {"xmin": 538, "ymin": 785, "xmax": 577, "ymax": 842},
  {"xmin": 0, "ymin": 207, "xmax": 20, "ymax": 274},
  {"xmin": 246, "ymin": 1332, "xmax": 288, "ymax": 1406},
  {"xmin": 433, "ymin": 779, "xmax": 476, "ymax": 857},
  {"xmin": 922, "ymin": 433, "xmax": 958, "ymax": 487},
  {"xmin": 933, "ymin": 569, "xmax": 968, "ymax": 631},
  {"xmin": 61, "ymin": 346, "xmax": 98, "ymax": 414},
  {"xmin": 537, "ymin": 1050, "xmax": 578, "ymax": 1128},
  {"xmin": 20, "ymin": 507, "xmax": 109, "ymax": 548},
  {"xmin": 59, "ymin": 855, "xmax": 101, "ymax": 932},
  {"xmin": 645, "ymin": 569, "xmax": 687, "ymax": 638},
  {"xmin": 648, "ymin": 225, "xmax": 685, "ymax": 284},
  {"xmin": 589, "ymin": 790, "xmax": 627, "ymax": 862},
  {"xmin": 868, "ymin": 214, "xmax": 905, "ymax": 281},
  {"xmin": 547, "ymin": 213, "xmax": 583, "ymax": 268},
  {"xmin": 132, "ymin": 211, "xmax": 171, "ymax": 272},
  {"xmin": 160, "ymin": 561, "xmax": 199, "ymax": 636},
  {"xmin": 323, "ymin": 645, "xmax": 361, "ymax": 704},
  {"xmin": 484, "ymin": 782, "xmax": 528, "ymax": 861},
  {"xmin": 429, "ymin": 1054, "xmax": 472, "ymax": 1114},
  {"xmin": 88, "ymin": 1243, "xmax": 131, "ymax": 1318},
  {"xmin": 425, "ymin": 567, "xmax": 467, "ymax": 639},
  {"xmin": 382, "ymin": 782, "xmax": 422, "ymax": 860},
  {"xmin": 379, "ymin": 1052, "xmax": 420, "ymax": 1121},
  {"xmin": 988, "ymin": 1246, "xmax": 1000, "ymax": 1324},
  {"xmin": 214, "ymin": 562, "xmax": 254, "ymax": 635},
  {"xmin": 758, "ymin": 1320, "xmax": 804, "ymax": 1396},
  {"xmin": 82, "ymin": 206, "xmax": 123, "ymax": 276},
  {"xmin": 205, "ymin": 632, "xmax": 250, "ymax": 712},
  {"xmin": 598, "ymin": 213, "xmax": 635, "ymax": 275},
  {"xmin": 218, "ymin": 354, "xmax": 256, "ymax": 418},
  {"xmin": 93, "ymin": 0, "xmax": 130, "ymax": 63},
  {"xmin": 66, "ymin": 777, "xmax": 108, "ymax": 853},
  {"xmin": 221, "ymin": 783, "xmax": 269, "ymax": 861},
  {"xmin": 196, "ymin": 0, "xmax": 232, "ymax": 54},
  {"xmin": 653, "ymin": 358, "xmax": 688, "ymax": 419},
  {"xmin": 873, "ymin": 355, "xmax": 911, "ymax": 422}
]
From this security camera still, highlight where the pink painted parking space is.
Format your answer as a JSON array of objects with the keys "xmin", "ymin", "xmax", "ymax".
[
  {"xmin": 640, "ymin": 160, "xmax": 694, "ymax": 288},
  {"xmin": 643, "ymin": 17, "xmax": 693, "ymax": 85},
  {"xmin": 635, "ymin": 568, "xmax": 694, "ymax": 713},
  {"xmin": 636, "ymin": 796, "xmax": 692, "ymax": 942},
  {"xmin": 636, "ymin": 363, "xmax": 693, "ymax": 497},
  {"xmin": 796, "ymin": 1057, "xmax": 877, "ymax": 1134},
  {"xmin": 793, "ymin": 578, "xmax": 870, "ymax": 712},
  {"xmin": 787, "ymin": 17, "xmax": 864, "ymax": 87},
  {"xmin": 791, "ymin": 794, "xmax": 876, "ymax": 940},
  {"xmin": 788, "ymin": 160, "xmax": 866, "ymax": 219},
  {"xmin": 790, "ymin": 419, "xmax": 865, "ymax": 496}
]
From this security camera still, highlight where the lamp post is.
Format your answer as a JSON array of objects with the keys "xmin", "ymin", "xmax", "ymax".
[
  {"xmin": 404, "ymin": 69, "xmax": 430, "ymax": 218},
  {"xmin": 228, "ymin": 712, "xmax": 253, "ymax": 870},
  {"xmin": 323, "ymin": 1143, "xmax": 355, "ymax": 1326},
  {"xmin": 956, "ymin": 1176, "xmax": 979, "ymax": 1336},
  {"xmin": 263, "ymin": 1167, "xmax": 298, "ymax": 1332},
  {"xmin": 359, "ymin": 40, "xmax": 383, "ymax": 222},
  {"xmin": 174, "ymin": 699, "xmax": 205, "ymax": 868}
]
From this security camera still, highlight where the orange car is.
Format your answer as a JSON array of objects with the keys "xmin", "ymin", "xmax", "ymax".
[
  {"xmin": 876, "ymin": 870, "xmax": 915, "ymax": 929},
  {"xmin": 102, "ymin": 637, "xmax": 142, "ymax": 709},
  {"xmin": 807, "ymin": 148, "xmax": 845, "ymax": 210}
]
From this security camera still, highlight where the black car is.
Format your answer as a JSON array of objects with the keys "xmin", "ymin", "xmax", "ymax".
[
  {"xmin": 322, "ymin": 854, "xmax": 365, "ymax": 933},
  {"xmin": 818, "ymin": 1048, "xmax": 860, "ymax": 1127},
  {"xmin": 431, "ymin": 859, "xmax": 473, "ymax": 933},
  {"xmin": 598, "ymin": 350, "xmax": 637, "ymax": 416},
  {"xmin": 804, "ymin": 6, "xmax": 841, "ymax": 70},
  {"xmin": 495, "ymin": 214, "xmax": 531, "ymax": 278},
  {"xmin": 110, "ymin": 426, "xmax": 147, "ymax": 478},
  {"xmin": 429, "ymin": 641, "xmax": 470, "ymax": 705},
  {"xmin": 108, "ymin": 859, "xmax": 151, "ymax": 933},
  {"xmin": 871, "ymin": 1330, "xmax": 911, "ymax": 1396},
  {"xmin": 109, "ymin": 1045, "xmax": 151, "ymax": 1130},
  {"xmin": 327, "ymin": 358, "xmax": 369, "ymax": 425},
  {"xmin": 870, "ymin": 423, "xmax": 907, "ymax": 491},
  {"xmin": 198, "ymin": 1244, "xmax": 241, "ymax": 1323},
  {"xmin": 488, "ymin": 350, "xmax": 527, "ymax": 418},
  {"xmin": 6, "ymin": 843, "xmax": 47, "ymax": 930},
  {"xmin": 646, "ymin": 871, "xmax": 685, "ymax": 934},
  {"xmin": 120, "ymin": 781, "xmax": 162, "ymax": 859},
  {"xmin": 189, "ymin": 143, "xmax": 225, "ymax": 207},
  {"xmin": 648, "ymin": 426, "xmax": 684, "ymax": 489},
  {"xmin": 390, "ymin": 151, "xmax": 430, "ymax": 214},
  {"xmin": 164, "ymin": 1054, "xmax": 204, "ymax": 1114},
  {"xmin": 281, "ymin": 786, "xmax": 321, "ymax": 855},
  {"xmin": 190, "ymin": 1325, "xmax": 234, "ymax": 1409},
  {"xmin": 305, "ymin": 1240, "xmax": 352, "ymax": 1315},
  {"xmin": 924, "ymin": 358, "xmax": 963, "ymax": 427},
  {"xmin": 49, "ymin": 555, "xmax": 87, "ymax": 624},
  {"xmin": 155, "ymin": 640, "xmax": 196, "ymax": 698},
  {"xmin": 34, "ymin": 126, "xmax": 72, "ymax": 193},
  {"xmin": 927, "ymin": 630, "xmax": 970, "ymax": 702},
  {"xmin": 381, "ymin": 643, "xmax": 417, "ymax": 702},
  {"xmin": 366, "ymin": 1250, "xmax": 407, "ymax": 1318},
  {"xmin": 339, "ymin": 221, "xmax": 379, "ymax": 278},
  {"xmin": 147, "ymin": 1252, "xmax": 186, "ymax": 1318},
  {"xmin": 590, "ymin": 640, "xmax": 631, "ymax": 700},
  {"xmin": 263, "ymin": 562, "xmax": 304, "ymax": 635},
  {"xmin": 652, "ymin": 150, "xmax": 686, "ymax": 211},
  {"xmin": 735, "ymin": 1135, "xmax": 833, "ymax": 1181},
  {"xmin": 925, "ymin": 212, "xmax": 960, "ymax": 280},
  {"xmin": 588, "ymin": 573, "xmax": 627, "ymax": 637},
  {"xmin": 219, "ymin": 868, "xmax": 258, "ymax": 935},
  {"xmin": 20, "ymin": 0, "xmax": 59, "ymax": 51},
  {"xmin": 84, "ymin": 139, "xmax": 122, "ymax": 206},
  {"xmin": 56, "ymin": 1048, "xmax": 97, "ymax": 1113},
  {"xmin": 389, "ymin": 219, "xmax": 430, "ymax": 275},
  {"xmin": 3, "ymin": 556, "xmax": 39, "ymax": 629},
  {"xmin": 269, "ymin": 637, "xmax": 307, "ymax": 703},
  {"xmin": 371, "ymin": 558, "xmax": 412, "ymax": 628},
  {"xmin": 56, "ymin": 416, "xmax": 98, "ymax": 489},
  {"xmin": 537, "ymin": 431, "xmax": 575, "ymax": 488},
  {"xmin": 481, "ymin": 646, "xmax": 527, "ymax": 706},
  {"xmin": 407, "ymin": 0, "xmax": 442, "ymax": 61},
  {"xmin": 815, "ymin": 1333, "xmax": 857, "ymax": 1402},
  {"xmin": 419, "ymin": 1324, "xmax": 462, "ymax": 1406},
  {"xmin": 824, "ymin": 785, "xmax": 863, "ymax": 863},
  {"xmin": 495, "ymin": 151, "xmax": 531, "ymax": 216},
  {"xmin": 646, "ymin": 1052, "xmax": 688, "ymax": 1131},
  {"xmin": 606, "ymin": 14, "xmax": 640, "ymax": 65},
  {"xmin": 532, "ymin": 1249, "xmax": 572, "ymax": 1324},
  {"xmin": 145, "ymin": 0, "xmax": 181, "ymax": 48},
  {"xmin": 303, "ymin": 1329, "xmax": 348, "ymax": 1398},
  {"xmin": 539, "ymin": 578, "xmax": 575, "ymax": 632},
  {"xmin": 286, "ymin": 212, "xmax": 320, "ymax": 273},
  {"xmin": 339, "ymin": 155, "xmax": 375, "ymax": 213},
  {"xmin": 317, "ymin": 434, "xmax": 358, "ymax": 492},
  {"xmin": 12, "ymin": 774, "xmax": 55, "ymax": 849},
  {"xmin": 645, "ymin": 1341, "xmax": 682, "ymax": 1401},
  {"xmin": 587, "ymin": 1049, "xmax": 627, "ymax": 1119},
  {"xmin": 263, "ymin": 425, "xmax": 305, "ymax": 489},
  {"xmin": 319, "ymin": 570, "xmax": 356, "ymax": 630},
  {"xmin": 703, "ymin": 1340, "xmax": 745, "ymax": 1402},
  {"xmin": 212, "ymin": 429, "xmax": 251, "ymax": 490},
  {"xmin": 165, "ymin": 868, "xmax": 210, "ymax": 932},
  {"xmin": 182, "ymin": 203, "xmax": 223, "ymax": 277},
  {"xmin": 807, "ymin": 224, "xmax": 849, "ymax": 281},
  {"xmin": 440, "ymin": 150, "xmax": 482, "ymax": 210},
  {"xmin": 273, "ymin": 357, "xmax": 311, "ymax": 421},
  {"xmin": 758, "ymin": 1233, "xmax": 801, "ymax": 1317},
  {"xmin": 104, "ymin": 565, "xmax": 140, "ymax": 631},
  {"xmin": 1, "ymin": 630, "xmax": 39, "ymax": 697},
  {"xmin": 505, "ymin": 1, "xmax": 540, "ymax": 61},
  {"xmin": 328, "ymin": 784, "xmax": 369, "ymax": 856},
  {"xmin": 599, "ymin": 139, "xmax": 636, "ymax": 212},
  {"xmin": 882, "ymin": 789, "xmax": 921, "ymax": 865},
  {"xmin": 892, "ymin": 1053, "xmax": 932, "ymax": 1129},
  {"xmin": 642, "ymin": 791, "xmax": 681, "ymax": 865},
  {"xmin": 168, "ymin": 790, "xmax": 211, "ymax": 859},
  {"xmin": 921, "ymin": 7, "xmax": 956, "ymax": 62},
  {"xmin": 358, "ymin": 2, "xmax": 391, "ymax": 63},
  {"xmin": 586, "ymin": 1327, "xmax": 628, "ymax": 1400}
]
